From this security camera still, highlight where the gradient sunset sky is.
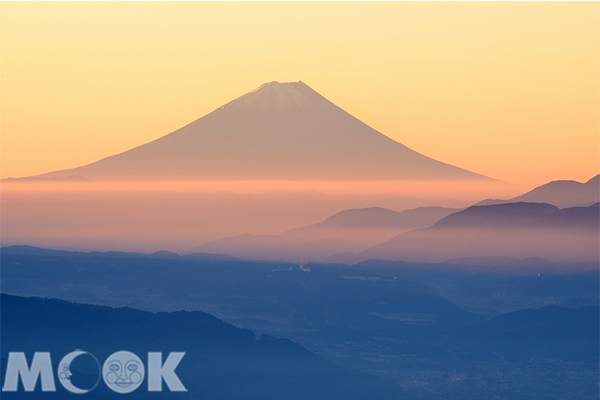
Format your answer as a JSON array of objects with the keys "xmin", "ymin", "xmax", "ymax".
[{"xmin": 1, "ymin": 2, "xmax": 598, "ymax": 186}]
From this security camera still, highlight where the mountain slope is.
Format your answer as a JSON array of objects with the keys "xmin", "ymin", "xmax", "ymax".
[{"xmin": 26, "ymin": 81, "xmax": 488, "ymax": 181}]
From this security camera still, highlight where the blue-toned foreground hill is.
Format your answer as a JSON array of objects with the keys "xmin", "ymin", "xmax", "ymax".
[{"xmin": 0, "ymin": 294, "xmax": 402, "ymax": 399}]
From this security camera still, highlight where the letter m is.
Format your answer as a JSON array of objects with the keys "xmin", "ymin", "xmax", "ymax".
[{"xmin": 2, "ymin": 352, "xmax": 56, "ymax": 392}]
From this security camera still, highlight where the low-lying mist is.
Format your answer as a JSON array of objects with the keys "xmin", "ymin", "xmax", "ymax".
[{"xmin": 2, "ymin": 180, "xmax": 505, "ymax": 254}]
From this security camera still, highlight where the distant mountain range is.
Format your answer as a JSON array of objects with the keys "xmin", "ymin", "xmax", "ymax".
[
  {"xmin": 432, "ymin": 201, "xmax": 599, "ymax": 232},
  {"xmin": 359, "ymin": 202, "xmax": 599, "ymax": 263},
  {"xmin": 13, "ymin": 81, "xmax": 489, "ymax": 181},
  {"xmin": 286, "ymin": 206, "xmax": 459, "ymax": 231},
  {"xmin": 194, "ymin": 176, "xmax": 600, "ymax": 264},
  {"xmin": 478, "ymin": 175, "xmax": 599, "ymax": 208},
  {"xmin": 195, "ymin": 206, "xmax": 459, "ymax": 262},
  {"xmin": 1, "ymin": 294, "xmax": 401, "ymax": 399},
  {"xmin": 431, "ymin": 202, "xmax": 560, "ymax": 229}
]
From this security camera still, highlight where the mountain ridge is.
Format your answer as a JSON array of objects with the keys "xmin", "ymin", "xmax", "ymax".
[
  {"xmin": 477, "ymin": 174, "xmax": 599, "ymax": 208},
  {"xmin": 358, "ymin": 202, "xmax": 600, "ymax": 263}
]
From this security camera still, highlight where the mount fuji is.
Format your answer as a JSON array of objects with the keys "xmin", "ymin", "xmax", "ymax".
[{"xmin": 23, "ymin": 81, "xmax": 490, "ymax": 181}]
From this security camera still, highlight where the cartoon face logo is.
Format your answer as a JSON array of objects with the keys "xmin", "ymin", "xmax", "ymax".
[{"xmin": 102, "ymin": 351, "xmax": 145, "ymax": 393}]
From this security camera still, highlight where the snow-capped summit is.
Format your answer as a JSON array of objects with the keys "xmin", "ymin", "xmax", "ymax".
[{"xmin": 221, "ymin": 81, "xmax": 327, "ymax": 111}]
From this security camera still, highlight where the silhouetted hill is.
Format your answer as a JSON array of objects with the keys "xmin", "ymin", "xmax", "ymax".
[
  {"xmin": 432, "ymin": 202, "xmax": 599, "ymax": 231},
  {"xmin": 292, "ymin": 207, "xmax": 403, "ymax": 229},
  {"xmin": 196, "ymin": 206, "xmax": 459, "ymax": 262},
  {"xmin": 478, "ymin": 174, "xmax": 599, "ymax": 208},
  {"xmin": 432, "ymin": 202, "xmax": 559, "ymax": 229},
  {"xmin": 525, "ymin": 203, "xmax": 599, "ymax": 230},
  {"xmin": 151, "ymin": 250, "xmax": 180, "ymax": 258},
  {"xmin": 18, "ymin": 81, "xmax": 489, "ymax": 181},
  {"xmin": 1, "ymin": 294, "xmax": 402, "ymax": 399},
  {"xmin": 286, "ymin": 206, "xmax": 459, "ymax": 232},
  {"xmin": 360, "ymin": 203, "xmax": 599, "ymax": 263}
]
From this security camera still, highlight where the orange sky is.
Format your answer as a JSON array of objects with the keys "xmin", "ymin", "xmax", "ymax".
[{"xmin": 1, "ymin": 2, "xmax": 598, "ymax": 186}]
